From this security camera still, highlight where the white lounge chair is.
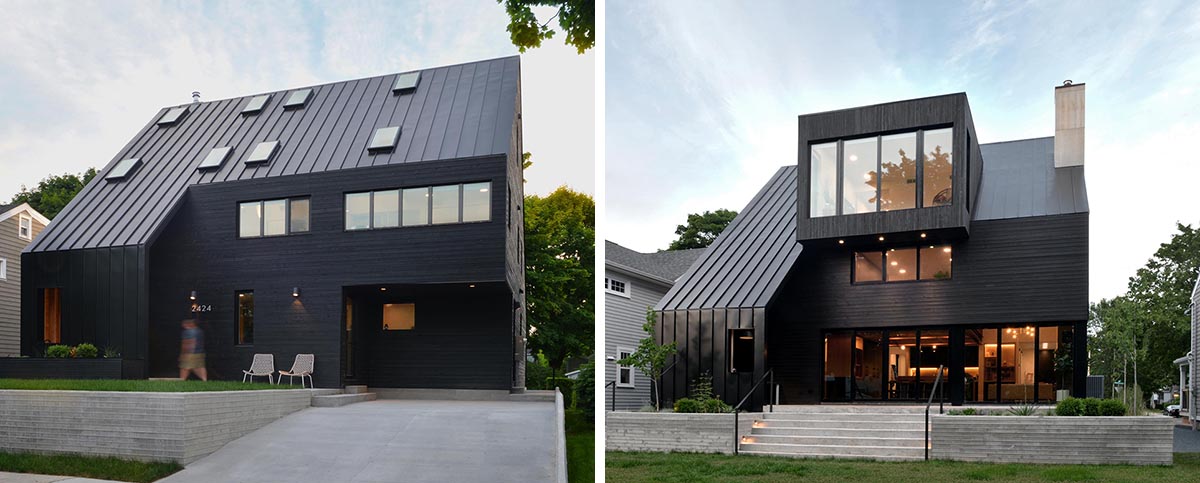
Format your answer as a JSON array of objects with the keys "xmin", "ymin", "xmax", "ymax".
[
  {"xmin": 242, "ymin": 353, "xmax": 275, "ymax": 384},
  {"xmin": 279, "ymin": 354, "xmax": 315, "ymax": 388}
]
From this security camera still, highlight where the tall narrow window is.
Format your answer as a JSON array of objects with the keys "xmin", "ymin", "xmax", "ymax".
[
  {"xmin": 923, "ymin": 128, "xmax": 953, "ymax": 207},
  {"xmin": 810, "ymin": 142, "xmax": 837, "ymax": 218},
  {"xmin": 372, "ymin": 190, "xmax": 400, "ymax": 228},
  {"xmin": 879, "ymin": 133, "xmax": 917, "ymax": 211},
  {"xmin": 617, "ymin": 348, "xmax": 635, "ymax": 387},
  {"xmin": 730, "ymin": 329, "xmax": 754, "ymax": 373},
  {"xmin": 842, "ymin": 137, "xmax": 878, "ymax": 214},
  {"xmin": 42, "ymin": 288, "xmax": 61, "ymax": 344},
  {"xmin": 262, "ymin": 199, "xmax": 287, "ymax": 236},
  {"xmin": 402, "ymin": 188, "xmax": 430, "ymax": 226},
  {"xmin": 18, "ymin": 214, "xmax": 33, "ymax": 240},
  {"xmin": 462, "ymin": 182, "xmax": 491, "ymax": 222},
  {"xmin": 0, "ymin": 258, "xmax": 6, "ymax": 280},
  {"xmin": 236, "ymin": 291, "xmax": 254, "ymax": 345},
  {"xmin": 345, "ymin": 193, "xmax": 371, "ymax": 230},
  {"xmin": 431, "ymin": 185, "xmax": 460, "ymax": 224},
  {"xmin": 289, "ymin": 198, "xmax": 310, "ymax": 233},
  {"xmin": 238, "ymin": 202, "xmax": 261, "ymax": 238}
]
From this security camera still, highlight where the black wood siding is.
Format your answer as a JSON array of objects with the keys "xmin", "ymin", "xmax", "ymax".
[
  {"xmin": 769, "ymin": 213, "xmax": 1089, "ymax": 403},
  {"xmin": 146, "ymin": 156, "xmax": 516, "ymax": 388},
  {"xmin": 20, "ymin": 246, "xmax": 147, "ymax": 366},
  {"xmin": 796, "ymin": 93, "xmax": 982, "ymax": 241},
  {"xmin": 657, "ymin": 307, "xmax": 768, "ymax": 408}
]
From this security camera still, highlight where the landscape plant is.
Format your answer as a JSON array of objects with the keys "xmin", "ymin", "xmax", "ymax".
[
  {"xmin": 44, "ymin": 345, "xmax": 70, "ymax": 358},
  {"xmin": 617, "ymin": 308, "xmax": 677, "ymax": 411},
  {"xmin": 673, "ymin": 372, "xmax": 732, "ymax": 413},
  {"xmin": 74, "ymin": 343, "xmax": 98, "ymax": 358}
]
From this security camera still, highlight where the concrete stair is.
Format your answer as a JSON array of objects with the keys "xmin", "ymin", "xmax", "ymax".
[
  {"xmin": 309, "ymin": 386, "xmax": 377, "ymax": 407},
  {"xmin": 739, "ymin": 407, "xmax": 927, "ymax": 461}
]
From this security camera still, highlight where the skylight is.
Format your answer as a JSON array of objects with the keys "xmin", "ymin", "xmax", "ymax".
[
  {"xmin": 106, "ymin": 158, "xmax": 142, "ymax": 180},
  {"xmin": 242, "ymin": 94, "xmax": 271, "ymax": 114},
  {"xmin": 283, "ymin": 89, "xmax": 312, "ymax": 108},
  {"xmin": 245, "ymin": 141, "xmax": 279, "ymax": 164},
  {"xmin": 158, "ymin": 107, "xmax": 188, "ymax": 125},
  {"xmin": 198, "ymin": 147, "xmax": 232, "ymax": 170},
  {"xmin": 392, "ymin": 72, "xmax": 420, "ymax": 93},
  {"xmin": 367, "ymin": 126, "xmax": 401, "ymax": 152}
]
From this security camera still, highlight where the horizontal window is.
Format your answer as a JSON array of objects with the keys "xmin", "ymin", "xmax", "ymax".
[
  {"xmin": 604, "ymin": 277, "xmax": 630, "ymax": 297},
  {"xmin": 853, "ymin": 245, "xmax": 951, "ymax": 284},
  {"xmin": 346, "ymin": 182, "xmax": 491, "ymax": 231},
  {"xmin": 810, "ymin": 127, "xmax": 952, "ymax": 218},
  {"xmin": 239, "ymin": 197, "xmax": 310, "ymax": 238}
]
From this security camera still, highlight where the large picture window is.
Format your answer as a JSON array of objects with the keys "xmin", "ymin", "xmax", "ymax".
[
  {"xmin": 346, "ymin": 182, "xmax": 491, "ymax": 231},
  {"xmin": 853, "ymin": 245, "xmax": 951, "ymax": 283},
  {"xmin": 809, "ymin": 128, "xmax": 952, "ymax": 217},
  {"xmin": 236, "ymin": 291, "xmax": 254, "ymax": 345},
  {"xmin": 239, "ymin": 197, "xmax": 310, "ymax": 238}
]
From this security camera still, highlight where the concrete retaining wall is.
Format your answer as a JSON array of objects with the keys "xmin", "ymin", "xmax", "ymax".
[
  {"xmin": 0, "ymin": 389, "xmax": 311, "ymax": 463},
  {"xmin": 606, "ymin": 412, "xmax": 759, "ymax": 454},
  {"xmin": 931, "ymin": 415, "xmax": 1175, "ymax": 465}
]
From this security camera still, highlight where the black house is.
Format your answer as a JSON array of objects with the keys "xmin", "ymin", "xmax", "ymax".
[
  {"xmin": 656, "ymin": 84, "xmax": 1089, "ymax": 407},
  {"xmin": 20, "ymin": 56, "xmax": 527, "ymax": 391}
]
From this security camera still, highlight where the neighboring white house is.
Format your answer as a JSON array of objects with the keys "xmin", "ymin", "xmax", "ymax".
[
  {"xmin": 1190, "ymin": 269, "xmax": 1200, "ymax": 429},
  {"xmin": 0, "ymin": 203, "xmax": 50, "ymax": 357},
  {"xmin": 604, "ymin": 240, "xmax": 705, "ymax": 411}
]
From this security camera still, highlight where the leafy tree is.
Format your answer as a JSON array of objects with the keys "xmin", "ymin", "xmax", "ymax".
[
  {"xmin": 499, "ymin": 0, "xmax": 594, "ymax": 54},
  {"xmin": 618, "ymin": 308, "xmax": 678, "ymax": 410},
  {"xmin": 8, "ymin": 168, "xmax": 97, "ymax": 219},
  {"xmin": 525, "ymin": 187, "xmax": 594, "ymax": 378},
  {"xmin": 668, "ymin": 209, "xmax": 737, "ymax": 251}
]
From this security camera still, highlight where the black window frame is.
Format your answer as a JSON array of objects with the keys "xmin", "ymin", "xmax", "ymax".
[
  {"xmin": 850, "ymin": 244, "xmax": 952, "ymax": 285},
  {"xmin": 235, "ymin": 290, "xmax": 254, "ymax": 346},
  {"xmin": 344, "ymin": 181, "xmax": 493, "ymax": 232},
  {"xmin": 237, "ymin": 196, "xmax": 312, "ymax": 239}
]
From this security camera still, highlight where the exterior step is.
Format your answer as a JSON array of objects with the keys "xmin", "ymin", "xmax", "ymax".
[
  {"xmin": 752, "ymin": 427, "xmax": 925, "ymax": 439},
  {"xmin": 739, "ymin": 442, "xmax": 925, "ymax": 460},
  {"xmin": 510, "ymin": 390, "xmax": 556, "ymax": 402},
  {"xmin": 770, "ymin": 405, "xmax": 930, "ymax": 414},
  {"xmin": 312, "ymin": 393, "xmax": 377, "ymax": 407},
  {"xmin": 344, "ymin": 385, "xmax": 369, "ymax": 394},
  {"xmin": 740, "ymin": 449, "xmax": 924, "ymax": 462},
  {"xmin": 754, "ymin": 418, "xmax": 924, "ymax": 430},
  {"xmin": 763, "ymin": 412, "xmax": 925, "ymax": 422},
  {"xmin": 745, "ymin": 434, "xmax": 923, "ymax": 448},
  {"xmin": 308, "ymin": 388, "xmax": 343, "ymax": 397}
]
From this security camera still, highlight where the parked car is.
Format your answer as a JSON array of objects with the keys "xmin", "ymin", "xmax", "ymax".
[{"xmin": 1167, "ymin": 404, "xmax": 1181, "ymax": 417}]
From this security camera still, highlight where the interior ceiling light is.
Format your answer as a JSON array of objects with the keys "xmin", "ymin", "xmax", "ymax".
[
  {"xmin": 899, "ymin": 269, "xmax": 907, "ymax": 274},
  {"xmin": 943, "ymin": 247, "xmax": 952, "ymax": 253},
  {"xmin": 890, "ymin": 261, "xmax": 898, "ymax": 266}
]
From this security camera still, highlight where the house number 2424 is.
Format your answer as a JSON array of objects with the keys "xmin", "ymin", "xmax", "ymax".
[{"xmin": 191, "ymin": 304, "xmax": 213, "ymax": 313}]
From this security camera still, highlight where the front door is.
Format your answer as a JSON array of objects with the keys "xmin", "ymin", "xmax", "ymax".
[{"xmin": 341, "ymin": 294, "xmax": 368, "ymax": 385}]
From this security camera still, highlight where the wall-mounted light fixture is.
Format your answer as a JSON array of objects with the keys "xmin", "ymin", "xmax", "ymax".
[
  {"xmin": 468, "ymin": 284, "xmax": 476, "ymax": 288},
  {"xmin": 189, "ymin": 290, "xmax": 197, "ymax": 301},
  {"xmin": 292, "ymin": 287, "xmax": 300, "ymax": 297},
  {"xmin": 380, "ymin": 287, "xmax": 387, "ymax": 291},
  {"xmin": 878, "ymin": 235, "xmax": 885, "ymax": 241},
  {"xmin": 920, "ymin": 233, "xmax": 927, "ymax": 238}
]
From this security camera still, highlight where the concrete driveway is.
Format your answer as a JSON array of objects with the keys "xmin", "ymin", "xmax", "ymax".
[{"xmin": 160, "ymin": 399, "xmax": 557, "ymax": 483}]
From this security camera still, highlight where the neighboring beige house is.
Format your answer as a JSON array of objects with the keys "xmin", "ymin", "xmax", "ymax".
[{"xmin": 0, "ymin": 203, "xmax": 49, "ymax": 357}]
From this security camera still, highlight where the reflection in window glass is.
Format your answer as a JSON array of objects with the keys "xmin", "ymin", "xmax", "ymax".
[
  {"xmin": 403, "ymin": 188, "xmax": 429, "ymax": 226},
  {"xmin": 823, "ymin": 331, "xmax": 853, "ymax": 401},
  {"xmin": 854, "ymin": 252, "xmax": 883, "ymax": 283},
  {"xmin": 886, "ymin": 248, "xmax": 917, "ymax": 281},
  {"xmin": 345, "ymin": 192, "xmax": 371, "ymax": 230},
  {"xmin": 810, "ymin": 142, "xmax": 837, "ymax": 217},
  {"xmin": 289, "ymin": 198, "xmax": 310, "ymax": 233},
  {"xmin": 263, "ymin": 199, "xmax": 287, "ymax": 236},
  {"xmin": 879, "ymin": 133, "xmax": 917, "ymax": 211},
  {"xmin": 373, "ymin": 190, "xmax": 400, "ymax": 228},
  {"xmin": 842, "ymin": 137, "xmax": 878, "ymax": 214},
  {"xmin": 239, "ymin": 202, "xmax": 261, "ymax": 238},
  {"xmin": 431, "ymin": 185, "xmax": 459, "ymax": 224},
  {"xmin": 924, "ymin": 128, "xmax": 953, "ymax": 207},
  {"xmin": 462, "ymin": 182, "xmax": 490, "ymax": 222},
  {"xmin": 919, "ymin": 245, "xmax": 952, "ymax": 280}
]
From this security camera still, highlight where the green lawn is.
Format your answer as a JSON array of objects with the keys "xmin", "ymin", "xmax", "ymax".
[
  {"xmin": 607, "ymin": 452, "xmax": 1200, "ymax": 482},
  {"xmin": 0, "ymin": 378, "xmax": 298, "ymax": 392},
  {"xmin": 0, "ymin": 452, "xmax": 181, "ymax": 482},
  {"xmin": 565, "ymin": 409, "xmax": 595, "ymax": 483}
]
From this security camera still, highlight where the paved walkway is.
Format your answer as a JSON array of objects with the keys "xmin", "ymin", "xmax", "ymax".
[
  {"xmin": 0, "ymin": 474, "xmax": 121, "ymax": 483},
  {"xmin": 1175, "ymin": 425, "xmax": 1200, "ymax": 452},
  {"xmin": 159, "ymin": 399, "xmax": 557, "ymax": 483}
]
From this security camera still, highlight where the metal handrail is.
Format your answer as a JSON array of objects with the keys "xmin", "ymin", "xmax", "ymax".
[
  {"xmin": 733, "ymin": 368, "xmax": 774, "ymax": 455},
  {"xmin": 604, "ymin": 380, "xmax": 616, "ymax": 411},
  {"xmin": 924, "ymin": 364, "xmax": 946, "ymax": 461}
]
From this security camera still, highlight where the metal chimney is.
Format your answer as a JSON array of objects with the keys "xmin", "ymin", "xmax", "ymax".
[
  {"xmin": 192, "ymin": 91, "xmax": 201, "ymax": 103},
  {"xmin": 1054, "ymin": 80, "xmax": 1084, "ymax": 168}
]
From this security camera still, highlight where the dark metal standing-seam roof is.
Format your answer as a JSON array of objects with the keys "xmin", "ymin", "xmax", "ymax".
[
  {"xmin": 28, "ymin": 56, "xmax": 520, "ymax": 253},
  {"xmin": 657, "ymin": 166, "xmax": 804, "ymax": 311},
  {"xmin": 974, "ymin": 136, "xmax": 1089, "ymax": 221}
]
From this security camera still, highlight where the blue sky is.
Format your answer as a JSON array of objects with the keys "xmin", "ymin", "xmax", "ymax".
[
  {"xmin": 0, "ymin": 0, "xmax": 593, "ymax": 201},
  {"xmin": 605, "ymin": 0, "xmax": 1200, "ymax": 302}
]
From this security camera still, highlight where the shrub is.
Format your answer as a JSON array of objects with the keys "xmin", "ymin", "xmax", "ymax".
[
  {"xmin": 1006, "ymin": 403, "xmax": 1037, "ymax": 416},
  {"xmin": 45, "ymin": 345, "xmax": 71, "ymax": 358},
  {"xmin": 674, "ymin": 398, "xmax": 700, "ymax": 413},
  {"xmin": 1056, "ymin": 398, "xmax": 1084, "ymax": 416},
  {"xmin": 74, "ymin": 343, "xmax": 99, "ymax": 358},
  {"xmin": 1099, "ymin": 399, "xmax": 1127, "ymax": 416},
  {"xmin": 564, "ymin": 408, "xmax": 592, "ymax": 433},
  {"xmin": 574, "ymin": 360, "xmax": 595, "ymax": 415},
  {"xmin": 701, "ymin": 398, "xmax": 732, "ymax": 413},
  {"xmin": 637, "ymin": 404, "xmax": 658, "ymax": 412},
  {"xmin": 1081, "ymin": 397, "xmax": 1102, "ymax": 416},
  {"xmin": 103, "ymin": 346, "xmax": 121, "ymax": 358},
  {"xmin": 547, "ymin": 377, "xmax": 575, "ymax": 408},
  {"xmin": 947, "ymin": 407, "xmax": 979, "ymax": 416}
]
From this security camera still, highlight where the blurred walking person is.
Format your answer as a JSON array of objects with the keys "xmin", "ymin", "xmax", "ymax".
[{"xmin": 179, "ymin": 318, "xmax": 208, "ymax": 381}]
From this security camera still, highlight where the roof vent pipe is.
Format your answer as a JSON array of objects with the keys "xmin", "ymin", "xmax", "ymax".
[
  {"xmin": 1054, "ymin": 80, "xmax": 1084, "ymax": 168},
  {"xmin": 192, "ymin": 91, "xmax": 201, "ymax": 103}
]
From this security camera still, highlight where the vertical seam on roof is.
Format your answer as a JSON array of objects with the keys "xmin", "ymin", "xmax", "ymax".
[
  {"xmin": 270, "ymin": 82, "xmax": 338, "ymax": 177},
  {"xmin": 420, "ymin": 64, "xmax": 465, "ymax": 162},
  {"xmin": 406, "ymin": 66, "xmax": 449, "ymax": 162},
  {"xmin": 309, "ymin": 78, "xmax": 371, "ymax": 173}
]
